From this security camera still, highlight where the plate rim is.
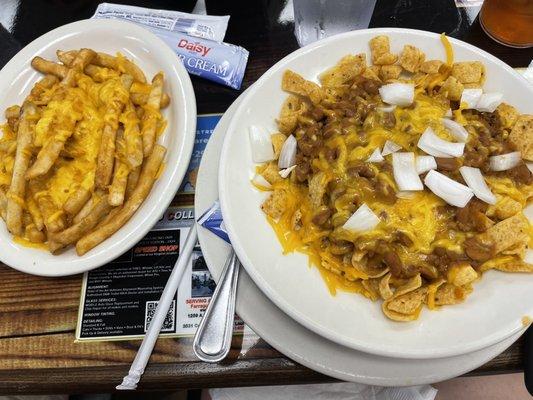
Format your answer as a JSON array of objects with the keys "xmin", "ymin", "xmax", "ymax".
[
  {"xmin": 0, "ymin": 19, "xmax": 196, "ymax": 276},
  {"xmin": 218, "ymin": 27, "xmax": 532, "ymax": 359}
]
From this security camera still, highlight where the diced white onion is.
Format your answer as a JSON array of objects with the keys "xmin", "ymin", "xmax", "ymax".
[
  {"xmin": 459, "ymin": 166, "xmax": 497, "ymax": 205},
  {"xmin": 461, "ymin": 88, "xmax": 483, "ymax": 109},
  {"xmin": 378, "ymin": 105, "xmax": 396, "ymax": 112},
  {"xmin": 523, "ymin": 203, "xmax": 533, "ymax": 224},
  {"xmin": 392, "ymin": 152, "xmax": 423, "ymax": 191},
  {"xmin": 367, "ymin": 148, "xmax": 384, "ymax": 163},
  {"xmin": 424, "ymin": 170, "xmax": 474, "ymax": 208},
  {"xmin": 444, "ymin": 109, "xmax": 453, "ymax": 118},
  {"xmin": 382, "ymin": 140, "xmax": 402, "ymax": 156},
  {"xmin": 442, "ymin": 118, "xmax": 469, "ymax": 142},
  {"xmin": 343, "ymin": 203, "xmax": 380, "ymax": 232},
  {"xmin": 415, "ymin": 155, "xmax": 437, "ymax": 174},
  {"xmin": 525, "ymin": 249, "xmax": 533, "ymax": 264},
  {"xmin": 278, "ymin": 134, "xmax": 297, "ymax": 169},
  {"xmin": 279, "ymin": 165, "xmax": 296, "ymax": 178},
  {"xmin": 252, "ymin": 174, "xmax": 271, "ymax": 188},
  {"xmin": 378, "ymin": 83, "xmax": 415, "ymax": 106},
  {"xmin": 417, "ymin": 127, "xmax": 465, "ymax": 158},
  {"xmin": 249, "ymin": 125, "xmax": 274, "ymax": 163},
  {"xmin": 489, "ymin": 151, "xmax": 521, "ymax": 171},
  {"xmin": 396, "ymin": 191, "xmax": 416, "ymax": 199},
  {"xmin": 475, "ymin": 92, "xmax": 503, "ymax": 113}
]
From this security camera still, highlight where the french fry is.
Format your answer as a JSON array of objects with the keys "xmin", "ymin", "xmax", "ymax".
[
  {"xmin": 35, "ymin": 192, "xmax": 65, "ymax": 233},
  {"xmin": 95, "ymin": 75, "xmax": 133, "ymax": 190},
  {"xmin": 26, "ymin": 196, "xmax": 44, "ymax": 231},
  {"xmin": 73, "ymin": 192, "xmax": 100, "ymax": 224},
  {"xmin": 109, "ymin": 161, "xmax": 129, "ymax": 206},
  {"xmin": 99, "ymin": 52, "xmax": 146, "ymax": 83},
  {"xmin": 26, "ymin": 225, "xmax": 46, "ymax": 243},
  {"xmin": 31, "ymin": 57, "xmax": 68, "ymax": 78},
  {"xmin": 141, "ymin": 73, "xmax": 164, "ymax": 157},
  {"xmin": 121, "ymin": 102, "xmax": 143, "ymax": 168},
  {"xmin": 57, "ymin": 50, "xmax": 146, "ymax": 83},
  {"xmin": 26, "ymin": 121, "xmax": 78, "ymax": 179},
  {"xmin": 84, "ymin": 65, "xmax": 120, "ymax": 82},
  {"xmin": 28, "ymin": 75, "xmax": 60, "ymax": 104},
  {"xmin": 108, "ymin": 129, "xmax": 129, "ymax": 206},
  {"xmin": 95, "ymin": 206, "xmax": 120, "ymax": 229},
  {"xmin": 5, "ymin": 105, "xmax": 20, "ymax": 120},
  {"xmin": 23, "ymin": 212, "xmax": 45, "ymax": 243},
  {"xmin": 6, "ymin": 102, "xmax": 39, "ymax": 236},
  {"xmin": 131, "ymin": 92, "xmax": 170, "ymax": 109},
  {"xmin": 49, "ymin": 195, "xmax": 113, "ymax": 253},
  {"xmin": 76, "ymin": 145, "xmax": 166, "ymax": 255},
  {"xmin": 5, "ymin": 105, "xmax": 20, "ymax": 132},
  {"xmin": 61, "ymin": 48, "xmax": 96, "ymax": 87},
  {"xmin": 0, "ymin": 141, "xmax": 16, "ymax": 155},
  {"xmin": 63, "ymin": 187, "xmax": 92, "ymax": 216},
  {"xmin": 125, "ymin": 165, "xmax": 141, "ymax": 200},
  {"xmin": 0, "ymin": 187, "xmax": 7, "ymax": 221}
]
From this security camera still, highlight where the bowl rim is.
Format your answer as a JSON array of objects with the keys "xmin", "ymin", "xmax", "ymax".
[
  {"xmin": 219, "ymin": 27, "xmax": 533, "ymax": 359},
  {"xmin": 0, "ymin": 19, "xmax": 196, "ymax": 277}
]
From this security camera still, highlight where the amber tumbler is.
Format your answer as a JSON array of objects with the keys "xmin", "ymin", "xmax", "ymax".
[{"xmin": 479, "ymin": 0, "xmax": 533, "ymax": 48}]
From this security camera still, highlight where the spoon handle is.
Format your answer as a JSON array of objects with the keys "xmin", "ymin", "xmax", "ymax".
[{"xmin": 193, "ymin": 250, "xmax": 240, "ymax": 362}]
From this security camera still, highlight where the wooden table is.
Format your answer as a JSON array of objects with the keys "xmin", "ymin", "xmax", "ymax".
[{"xmin": 1, "ymin": 0, "xmax": 532, "ymax": 394}]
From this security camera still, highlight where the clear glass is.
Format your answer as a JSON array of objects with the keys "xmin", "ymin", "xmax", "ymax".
[
  {"xmin": 293, "ymin": 0, "xmax": 377, "ymax": 47},
  {"xmin": 480, "ymin": 0, "xmax": 533, "ymax": 48}
]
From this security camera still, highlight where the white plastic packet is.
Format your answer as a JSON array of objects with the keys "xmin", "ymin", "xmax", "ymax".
[
  {"xmin": 209, "ymin": 382, "xmax": 437, "ymax": 400},
  {"xmin": 93, "ymin": 2, "xmax": 230, "ymax": 42}
]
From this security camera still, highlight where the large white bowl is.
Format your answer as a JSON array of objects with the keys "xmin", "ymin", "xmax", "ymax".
[
  {"xmin": 197, "ymin": 89, "xmax": 523, "ymax": 386},
  {"xmin": 0, "ymin": 19, "xmax": 196, "ymax": 276},
  {"xmin": 219, "ymin": 28, "xmax": 533, "ymax": 359}
]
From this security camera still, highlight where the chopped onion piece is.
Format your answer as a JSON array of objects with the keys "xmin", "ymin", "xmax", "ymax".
[
  {"xmin": 367, "ymin": 148, "xmax": 384, "ymax": 162},
  {"xmin": 415, "ymin": 155, "xmax": 437, "ymax": 174},
  {"xmin": 459, "ymin": 166, "xmax": 496, "ymax": 205},
  {"xmin": 378, "ymin": 83, "xmax": 415, "ymax": 106},
  {"xmin": 382, "ymin": 140, "xmax": 402, "ymax": 156},
  {"xmin": 343, "ymin": 203, "xmax": 380, "ymax": 232},
  {"xmin": 444, "ymin": 109, "xmax": 453, "ymax": 118},
  {"xmin": 417, "ymin": 127, "xmax": 465, "ymax": 158},
  {"xmin": 442, "ymin": 118, "xmax": 468, "ymax": 142},
  {"xmin": 392, "ymin": 152, "xmax": 423, "ymax": 191},
  {"xmin": 525, "ymin": 249, "xmax": 533, "ymax": 264},
  {"xmin": 424, "ymin": 170, "xmax": 474, "ymax": 208},
  {"xmin": 461, "ymin": 88, "xmax": 482, "ymax": 109},
  {"xmin": 279, "ymin": 165, "xmax": 296, "ymax": 178},
  {"xmin": 527, "ymin": 162, "xmax": 533, "ymax": 174},
  {"xmin": 396, "ymin": 191, "xmax": 416, "ymax": 199},
  {"xmin": 278, "ymin": 134, "xmax": 297, "ymax": 169},
  {"xmin": 523, "ymin": 203, "xmax": 533, "ymax": 224},
  {"xmin": 489, "ymin": 151, "xmax": 521, "ymax": 171},
  {"xmin": 378, "ymin": 105, "xmax": 396, "ymax": 112},
  {"xmin": 475, "ymin": 92, "xmax": 503, "ymax": 113},
  {"xmin": 252, "ymin": 174, "xmax": 271, "ymax": 188},
  {"xmin": 249, "ymin": 125, "xmax": 274, "ymax": 163}
]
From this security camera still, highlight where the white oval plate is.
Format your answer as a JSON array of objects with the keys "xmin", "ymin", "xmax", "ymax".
[
  {"xmin": 0, "ymin": 19, "xmax": 196, "ymax": 276},
  {"xmin": 196, "ymin": 91, "xmax": 523, "ymax": 386},
  {"xmin": 219, "ymin": 28, "xmax": 533, "ymax": 359}
]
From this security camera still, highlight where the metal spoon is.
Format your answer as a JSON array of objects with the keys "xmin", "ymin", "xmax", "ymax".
[{"xmin": 193, "ymin": 250, "xmax": 240, "ymax": 362}]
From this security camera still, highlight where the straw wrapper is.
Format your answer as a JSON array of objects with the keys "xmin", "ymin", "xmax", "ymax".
[{"xmin": 116, "ymin": 224, "xmax": 198, "ymax": 390}]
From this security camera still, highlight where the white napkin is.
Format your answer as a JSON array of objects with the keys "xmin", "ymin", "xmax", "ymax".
[{"xmin": 209, "ymin": 382, "xmax": 437, "ymax": 400}]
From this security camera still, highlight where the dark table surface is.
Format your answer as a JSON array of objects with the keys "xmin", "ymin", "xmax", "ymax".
[{"xmin": 0, "ymin": 0, "xmax": 532, "ymax": 394}]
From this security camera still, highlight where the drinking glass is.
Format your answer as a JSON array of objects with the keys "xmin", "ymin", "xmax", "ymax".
[
  {"xmin": 479, "ymin": 0, "xmax": 533, "ymax": 48},
  {"xmin": 293, "ymin": 0, "xmax": 377, "ymax": 47}
]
